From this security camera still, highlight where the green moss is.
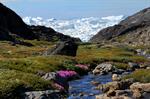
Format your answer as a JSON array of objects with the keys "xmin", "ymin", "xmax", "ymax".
[
  {"xmin": 76, "ymin": 44, "xmax": 148, "ymax": 64},
  {"xmin": 0, "ymin": 70, "xmax": 51, "ymax": 98},
  {"xmin": 0, "ymin": 56, "xmax": 74, "ymax": 74},
  {"xmin": 124, "ymin": 69, "xmax": 150, "ymax": 83},
  {"xmin": 0, "ymin": 41, "xmax": 55, "ymax": 58},
  {"xmin": 113, "ymin": 62, "xmax": 129, "ymax": 70}
]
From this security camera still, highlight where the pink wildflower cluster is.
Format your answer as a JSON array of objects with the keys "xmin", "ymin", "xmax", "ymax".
[
  {"xmin": 75, "ymin": 64, "xmax": 89, "ymax": 70},
  {"xmin": 54, "ymin": 83, "xmax": 65, "ymax": 91},
  {"xmin": 57, "ymin": 70, "xmax": 77, "ymax": 78}
]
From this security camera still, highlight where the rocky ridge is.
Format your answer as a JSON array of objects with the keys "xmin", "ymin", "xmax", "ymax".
[
  {"xmin": 90, "ymin": 7, "xmax": 150, "ymax": 46},
  {"xmin": 0, "ymin": 3, "xmax": 80, "ymax": 45}
]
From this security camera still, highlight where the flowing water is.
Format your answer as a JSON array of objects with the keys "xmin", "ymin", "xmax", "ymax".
[{"xmin": 68, "ymin": 73, "xmax": 112, "ymax": 99}]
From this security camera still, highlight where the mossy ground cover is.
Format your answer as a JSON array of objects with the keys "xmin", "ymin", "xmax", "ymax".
[
  {"xmin": 76, "ymin": 44, "xmax": 148, "ymax": 64},
  {"xmin": 124, "ymin": 69, "xmax": 150, "ymax": 83},
  {"xmin": 0, "ymin": 41, "xmax": 149, "ymax": 98},
  {"xmin": 0, "ymin": 69, "xmax": 52, "ymax": 98}
]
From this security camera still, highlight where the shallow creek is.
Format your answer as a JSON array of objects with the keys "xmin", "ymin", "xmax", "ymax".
[{"xmin": 68, "ymin": 73, "xmax": 112, "ymax": 99}]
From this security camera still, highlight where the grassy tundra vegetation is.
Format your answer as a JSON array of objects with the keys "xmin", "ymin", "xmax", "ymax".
[{"xmin": 0, "ymin": 40, "xmax": 149, "ymax": 97}]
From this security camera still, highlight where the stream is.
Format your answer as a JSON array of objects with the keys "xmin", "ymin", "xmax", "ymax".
[
  {"xmin": 67, "ymin": 50, "xmax": 150, "ymax": 99},
  {"xmin": 68, "ymin": 73, "xmax": 112, "ymax": 99}
]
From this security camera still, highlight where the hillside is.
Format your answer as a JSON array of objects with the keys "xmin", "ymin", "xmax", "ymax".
[
  {"xmin": 0, "ymin": 3, "xmax": 80, "ymax": 45},
  {"xmin": 90, "ymin": 7, "xmax": 150, "ymax": 46}
]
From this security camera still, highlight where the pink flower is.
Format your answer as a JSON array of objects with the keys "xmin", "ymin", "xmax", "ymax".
[
  {"xmin": 57, "ymin": 70, "xmax": 77, "ymax": 78},
  {"xmin": 75, "ymin": 64, "xmax": 89, "ymax": 70}
]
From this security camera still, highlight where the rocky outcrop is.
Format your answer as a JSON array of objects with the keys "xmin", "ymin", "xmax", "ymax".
[
  {"xmin": 0, "ymin": 3, "xmax": 35, "ymax": 40},
  {"xmin": 95, "ymin": 79, "xmax": 150, "ymax": 99},
  {"xmin": 29, "ymin": 26, "xmax": 81, "ymax": 42},
  {"xmin": 96, "ymin": 94, "xmax": 132, "ymax": 99},
  {"xmin": 43, "ymin": 40, "xmax": 78, "ymax": 56},
  {"xmin": 0, "ymin": 3, "xmax": 80, "ymax": 45},
  {"xmin": 23, "ymin": 90, "xmax": 63, "ymax": 99},
  {"xmin": 95, "ymin": 79, "xmax": 133, "ymax": 99},
  {"xmin": 99, "ymin": 79, "xmax": 134, "ymax": 93},
  {"xmin": 92, "ymin": 63, "xmax": 115, "ymax": 75},
  {"xmin": 90, "ymin": 7, "xmax": 150, "ymax": 46},
  {"xmin": 42, "ymin": 72, "xmax": 56, "ymax": 81}
]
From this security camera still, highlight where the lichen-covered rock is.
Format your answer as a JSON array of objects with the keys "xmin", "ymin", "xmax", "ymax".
[
  {"xmin": 96, "ymin": 94, "xmax": 132, "ymax": 99},
  {"xmin": 99, "ymin": 79, "xmax": 134, "ymax": 93},
  {"xmin": 115, "ymin": 90, "xmax": 132, "ymax": 97},
  {"xmin": 23, "ymin": 90, "xmax": 63, "ymax": 99},
  {"xmin": 92, "ymin": 63, "xmax": 114, "ymax": 75},
  {"xmin": 42, "ymin": 72, "xmax": 56, "ymax": 81},
  {"xmin": 96, "ymin": 94, "xmax": 110, "ymax": 99},
  {"xmin": 130, "ymin": 83, "xmax": 150, "ymax": 99},
  {"xmin": 112, "ymin": 74, "xmax": 121, "ymax": 81}
]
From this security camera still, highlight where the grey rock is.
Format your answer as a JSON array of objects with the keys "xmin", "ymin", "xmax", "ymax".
[
  {"xmin": 130, "ymin": 83, "xmax": 150, "ymax": 99},
  {"xmin": 43, "ymin": 40, "xmax": 78, "ymax": 56},
  {"xmin": 112, "ymin": 74, "xmax": 121, "ymax": 81},
  {"xmin": 147, "ymin": 67, "xmax": 150, "ymax": 69},
  {"xmin": 42, "ymin": 72, "xmax": 56, "ymax": 80},
  {"xmin": 100, "ymin": 79, "xmax": 134, "ymax": 93},
  {"xmin": 92, "ymin": 63, "xmax": 114, "ymax": 75},
  {"xmin": 23, "ymin": 90, "xmax": 62, "ymax": 99},
  {"xmin": 115, "ymin": 90, "xmax": 132, "ymax": 96}
]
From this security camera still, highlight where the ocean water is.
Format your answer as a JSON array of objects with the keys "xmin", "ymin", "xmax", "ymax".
[{"xmin": 23, "ymin": 15, "xmax": 124, "ymax": 41}]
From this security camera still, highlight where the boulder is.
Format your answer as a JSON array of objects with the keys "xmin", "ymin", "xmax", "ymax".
[
  {"xmin": 100, "ymin": 79, "xmax": 134, "ymax": 93},
  {"xmin": 115, "ymin": 90, "xmax": 132, "ymax": 97},
  {"xmin": 92, "ymin": 63, "xmax": 114, "ymax": 75},
  {"xmin": 96, "ymin": 94, "xmax": 132, "ymax": 99},
  {"xmin": 147, "ymin": 67, "xmax": 150, "ymax": 69},
  {"xmin": 130, "ymin": 83, "xmax": 150, "ymax": 99},
  {"xmin": 23, "ymin": 90, "xmax": 62, "ymax": 99},
  {"xmin": 96, "ymin": 79, "xmax": 134, "ymax": 99},
  {"xmin": 112, "ymin": 74, "xmax": 121, "ymax": 81},
  {"xmin": 42, "ymin": 72, "xmax": 56, "ymax": 81},
  {"xmin": 44, "ymin": 40, "xmax": 78, "ymax": 56},
  {"xmin": 96, "ymin": 94, "xmax": 110, "ymax": 99}
]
